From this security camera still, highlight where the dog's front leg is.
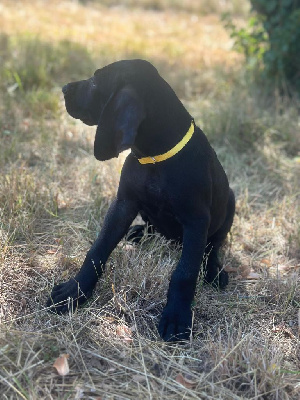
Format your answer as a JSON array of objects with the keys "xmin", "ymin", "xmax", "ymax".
[
  {"xmin": 158, "ymin": 217, "xmax": 209, "ymax": 342},
  {"xmin": 47, "ymin": 198, "xmax": 138, "ymax": 313}
]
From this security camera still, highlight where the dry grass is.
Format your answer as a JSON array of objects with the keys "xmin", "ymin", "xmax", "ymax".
[{"xmin": 0, "ymin": 0, "xmax": 299, "ymax": 399}]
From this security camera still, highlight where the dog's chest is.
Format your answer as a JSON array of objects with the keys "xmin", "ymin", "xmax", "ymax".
[
  {"xmin": 141, "ymin": 173, "xmax": 166, "ymax": 203},
  {"xmin": 132, "ymin": 168, "xmax": 171, "ymax": 207},
  {"xmin": 136, "ymin": 171, "xmax": 183, "ymax": 239},
  {"xmin": 145, "ymin": 176, "xmax": 164, "ymax": 199}
]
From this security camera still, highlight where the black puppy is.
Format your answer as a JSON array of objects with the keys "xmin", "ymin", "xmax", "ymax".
[{"xmin": 47, "ymin": 59, "xmax": 235, "ymax": 342}]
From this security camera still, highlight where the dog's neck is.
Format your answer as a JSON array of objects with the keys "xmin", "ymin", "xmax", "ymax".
[
  {"xmin": 134, "ymin": 120, "xmax": 195, "ymax": 164},
  {"xmin": 132, "ymin": 112, "xmax": 193, "ymax": 161}
]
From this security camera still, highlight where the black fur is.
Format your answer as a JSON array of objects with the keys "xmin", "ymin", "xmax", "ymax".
[{"xmin": 47, "ymin": 60, "xmax": 235, "ymax": 342}]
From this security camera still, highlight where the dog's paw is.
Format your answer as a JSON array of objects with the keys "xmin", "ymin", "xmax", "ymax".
[
  {"xmin": 126, "ymin": 224, "xmax": 146, "ymax": 244},
  {"xmin": 158, "ymin": 303, "xmax": 192, "ymax": 342},
  {"xmin": 205, "ymin": 265, "xmax": 229, "ymax": 290},
  {"xmin": 46, "ymin": 278, "xmax": 93, "ymax": 314},
  {"xmin": 218, "ymin": 269, "xmax": 229, "ymax": 289}
]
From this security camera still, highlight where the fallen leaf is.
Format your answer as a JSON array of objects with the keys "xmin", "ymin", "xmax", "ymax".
[
  {"xmin": 133, "ymin": 374, "xmax": 147, "ymax": 383},
  {"xmin": 242, "ymin": 241, "xmax": 255, "ymax": 252},
  {"xmin": 53, "ymin": 354, "xmax": 70, "ymax": 376},
  {"xmin": 176, "ymin": 373, "xmax": 197, "ymax": 389},
  {"xmin": 260, "ymin": 258, "xmax": 271, "ymax": 266},
  {"xmin": 245, "ymin": 271, "xmax": 260, "ymax": 280},
  {"xmin": 47, "ymin": 249, "xmax": 57, "ymax": 254},
  {"xmin": 239, "ymin": 265, "xmax": 251, "ymax": 277},
  {"xmin": 116, "ymin": 325, "xmax": 133, "ymax": 344},
  {"xmin": 116, "ymin": 325, "xmax": 132, "ymax": 336},
  {"xmin": 224, "ymin": 266, "xmax": 236, "ymax": 272}
]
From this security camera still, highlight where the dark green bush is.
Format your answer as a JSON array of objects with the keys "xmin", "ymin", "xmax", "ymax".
[{"xmin": 224, "ymin": 0, "xmax": 300, "ymax": 92}]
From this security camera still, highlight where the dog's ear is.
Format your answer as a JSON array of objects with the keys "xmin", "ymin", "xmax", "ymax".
[{"xmin": 94, "ymin": 85, "xmax": 145, "ymax": 161}]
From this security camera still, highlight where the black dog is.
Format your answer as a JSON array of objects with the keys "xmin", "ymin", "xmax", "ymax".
[{"xmin": 47, "ymin": 59, "xmax": 235, "ymax": 342}]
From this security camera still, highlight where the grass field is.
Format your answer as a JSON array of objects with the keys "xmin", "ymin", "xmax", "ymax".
[{"xmin": 0, "ymin": 0, "xmax": 299, "ymax": 399}]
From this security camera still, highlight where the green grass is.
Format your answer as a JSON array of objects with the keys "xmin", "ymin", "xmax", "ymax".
[{"xmin": 0, "ymin": 0, "xmax": 299, "ymax": 399}]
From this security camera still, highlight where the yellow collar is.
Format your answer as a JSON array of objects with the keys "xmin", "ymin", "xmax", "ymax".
[{"xmin": 137, "ymin": 120, "xmax": 195, "ymax": 165}]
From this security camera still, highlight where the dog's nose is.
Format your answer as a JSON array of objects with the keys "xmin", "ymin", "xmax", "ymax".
[{"xmin": 62, "ymin": 84, "xmax": 69, "ymax": 95}]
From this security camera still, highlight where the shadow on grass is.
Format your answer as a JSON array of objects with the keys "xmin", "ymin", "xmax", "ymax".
[{"xmin": 0, "ymin": 33, "xmax": 97, "ymax": 91}]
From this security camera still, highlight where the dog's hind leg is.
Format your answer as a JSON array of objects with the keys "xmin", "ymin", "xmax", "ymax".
[
  {"xmin": 204, "ymin": 189, "xmax": 235, "ymax": 289},
  {"xmin": 126, "ymin": 211, "xmax": 155, "ymax": 244},
  {"xmin": 126, "ymin": 223, "xmax": 154, "ymax": 243}
]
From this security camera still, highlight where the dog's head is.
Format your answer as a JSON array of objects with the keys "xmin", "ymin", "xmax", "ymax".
[{"xmin": 62, "ymin": 59, "xmax": 163, "ymax": 161}]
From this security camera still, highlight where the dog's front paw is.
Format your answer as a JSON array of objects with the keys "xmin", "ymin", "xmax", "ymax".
[
  {"xmin": 46, "ymin": 278, "xmax": 94, "ymax": 314},
  {"xmin": 158, "ymin": 303, "xmax": 192, "ymax": 342}
]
